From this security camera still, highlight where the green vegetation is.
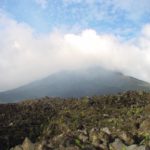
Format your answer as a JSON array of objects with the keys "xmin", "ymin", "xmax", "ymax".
[{"xmin": 1, "ymin": 91, "xmax": 150, "ymax": 149}]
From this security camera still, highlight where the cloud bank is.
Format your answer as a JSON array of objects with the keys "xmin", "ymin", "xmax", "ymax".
[{"xmin": 0, "ymin": 14, "xmax": 150, "ymax": 91}]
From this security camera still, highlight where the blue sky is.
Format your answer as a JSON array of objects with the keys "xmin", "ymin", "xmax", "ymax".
[
  {"xmin": 1, "ymin": 0, "xmax": 150, "ymax": 90},
  {"xmin": 1, "ymin": 0, "xmax": 150, "ymax": 38}
]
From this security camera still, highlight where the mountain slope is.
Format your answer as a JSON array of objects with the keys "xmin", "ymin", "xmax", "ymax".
[{"xmin": 0, "ymin": 67, "xmax": 150, "ymax": 102}]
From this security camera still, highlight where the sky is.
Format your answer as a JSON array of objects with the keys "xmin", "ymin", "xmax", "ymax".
[{"xmin": 0, "ymin": 0, "xmax": 150, "ymax": 91}]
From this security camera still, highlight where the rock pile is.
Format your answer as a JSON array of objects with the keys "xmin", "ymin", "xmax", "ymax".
[
  {"xmin": 1, "ymin": 91, "xmax": 150, "ymax": 150},
  {"xmin": 11, "ymin": 125, "xmax": 150, "ymax": 150}
]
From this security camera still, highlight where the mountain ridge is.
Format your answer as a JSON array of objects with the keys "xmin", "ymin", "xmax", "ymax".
[{"xmin": 0, "ymin": 67, "xmax": 150, "ymax": 102}]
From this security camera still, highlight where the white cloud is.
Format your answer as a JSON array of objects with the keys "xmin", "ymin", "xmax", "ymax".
[
  {"xmin": 0, "ymin": 13, "xmax": 150, "ymax": 91},
  {"xmin": 35, "ymin": 0, "xmax": 48, "ymax": 9}
]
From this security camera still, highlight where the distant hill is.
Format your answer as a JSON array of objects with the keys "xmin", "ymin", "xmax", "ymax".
[{"xmin": 0, "ymin": 67, "xmax": 150, "ymax": 102}]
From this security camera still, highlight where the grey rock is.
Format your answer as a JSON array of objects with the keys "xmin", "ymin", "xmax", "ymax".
[
  {"xmin": 78, "ymin": 133, "xmax": 88, "ymax": 142},
  {"xmin": 10, "ymin": 145, "xmax": 23, "ymax": 150},
  {"xmin": 126, "ymin": 145, "xmax": 150, "ymax": 150},
  {"xmin": 137, "ymin": 145, "xmax": 150, "ymax": 150},
  {"xmin": 119, "ymin": 131, "xmax": 134, "ymax": 145},
  {"xmin": 58, "ymin": 145, "xmax": 80, "ymax": 150},
  {"xmin": 101, "ymin": 127, "xmax": 111, "ymax": 135},
  {"xmin": 89, "ymin": 128, "xmax": 99, "ymax": 145},
  {"xmin": 22, "ymin": 137, "xmax": 35, "ymax": 150},
  {"xmin": 127, "ymin": 145, "xmax": 140, "ymax": 150},
  {"xmin": 109, "ymin": 138, "xmax": 127, "ymax": 150},
  {"xmin": 140, "ymin": 119, "xmax": 150, "ymax": 133}
]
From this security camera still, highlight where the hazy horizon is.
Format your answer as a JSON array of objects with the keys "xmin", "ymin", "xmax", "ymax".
[{"xmin": 0, "ymin": 0, "xmax": 150, "ymax": 91}]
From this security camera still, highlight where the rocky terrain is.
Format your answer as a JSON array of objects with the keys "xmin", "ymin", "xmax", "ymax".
[{"xmin": 1, "ymin": 91, "xmax": 150, "ymax": 150}]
